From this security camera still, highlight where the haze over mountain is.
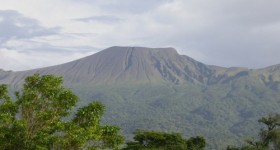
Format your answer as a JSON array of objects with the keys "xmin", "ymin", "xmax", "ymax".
[{"xmin": 0, "ymin": 46, "xmax": 280, "ymax": 149}]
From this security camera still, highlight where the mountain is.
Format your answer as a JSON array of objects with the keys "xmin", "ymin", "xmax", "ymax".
[
  {"xmin": 1, "ymin": 46, "xmax": 213, "ymax": 84},
  {"xmin": 1, "ymin": 46, "xmax": 280, "ymax": 149}
]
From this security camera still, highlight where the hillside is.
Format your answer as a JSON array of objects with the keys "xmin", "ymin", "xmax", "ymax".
[{"xmin": 0, "ymin": 46, "xmax": 280, "ymax": 149}]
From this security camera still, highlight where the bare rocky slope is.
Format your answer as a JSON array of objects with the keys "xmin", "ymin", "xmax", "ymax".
[{"xmin": 1, "ymin": 46, "xmax": 280, "ymax": 149}]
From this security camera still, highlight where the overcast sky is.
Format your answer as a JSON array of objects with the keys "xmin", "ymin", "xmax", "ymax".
[{"xmin": 0, "ymin": 0, "xmax": 280, "ymax": 71}]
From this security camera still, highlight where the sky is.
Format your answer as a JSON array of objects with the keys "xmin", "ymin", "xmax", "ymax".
[{"xmin": 0, "ymin": 0, "xmax": 280, "ymax": 71}]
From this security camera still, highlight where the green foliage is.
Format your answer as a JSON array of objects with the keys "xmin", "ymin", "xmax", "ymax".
[
  {"xmin": 227, "ymin": 114, "xmax": 280, "ymax": 150},
  {"xmin": 123, "ymin": 129, "xmax": 206, "ymax": 150},
  {"xmin": 226, "ymin": 145, "xmax": 259, "ymax": 150},
  {"xmin": 0, "ymin": 74, "xmax": 124, "ymax": 150},
  {"xmin": 186, "ymin": 136, "xmax": 206, "ymax": 150}
]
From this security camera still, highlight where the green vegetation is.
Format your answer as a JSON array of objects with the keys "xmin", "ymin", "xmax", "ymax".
[
  {"xmin": 123, "ymin": 129, "xmax": 206, "ymax": 150},
  {"xmin": 227, "ymin": 114, "xmax": 280, "ymax": 150},
  {"xmin": 0, "ymin": 74, "xmax": 208, "ymax": 150},
  {"xmin": 73, "ymin": 74, "xmax": 280, "ymax": 149},
  {"xmin": 0, "ymin": 74, "xmax": 124, "ymax": 149},
  {"xmin": 1, "ymin": 74, "xmax": 280, "ymax": 149}
]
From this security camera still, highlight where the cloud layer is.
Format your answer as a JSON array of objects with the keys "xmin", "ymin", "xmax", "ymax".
[{"xmin": 0, "ymin": 0, "xmax": 280, "ymax": 70}]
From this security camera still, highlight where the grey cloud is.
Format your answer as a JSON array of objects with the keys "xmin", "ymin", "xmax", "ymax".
[
  {"xmin": 75, "ymin": 15, "xmax": 121, "ymax": 24},
  {"xmin": 27, "ymin": 45, "xmax": 98, "ymax": 54},
  {"xmin": 79, "ymin": 0, "xmax": 171, "ymax": 14},
  {"xmin": 103, "ymin": 0, "xmax": 169, "ymax": 13},
  {"xmin": 0, "ymin": 10, "xmax": 60, "ymax": 44},
  {"xmin": 147, "ymin": 0, "xmax": 280, "ymax": 68}
]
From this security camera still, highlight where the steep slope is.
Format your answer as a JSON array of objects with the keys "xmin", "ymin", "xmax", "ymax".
[
  {"xmin": 0, "ymin": 46, "xmax": 280, "ymax": 149},
  {"xmin": 0, "ymin": 69, "xmax": 13, "ymax": 80}
]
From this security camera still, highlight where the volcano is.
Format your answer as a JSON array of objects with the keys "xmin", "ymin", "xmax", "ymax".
[{"xmin": 1, "ymin": 46, "xmax": 280, "ymax": 149}]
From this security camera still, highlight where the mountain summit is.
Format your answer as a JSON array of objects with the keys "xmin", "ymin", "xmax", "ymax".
[{"xmin": 47, "ymin": 46, "xmax": 215, "ymax": 84}]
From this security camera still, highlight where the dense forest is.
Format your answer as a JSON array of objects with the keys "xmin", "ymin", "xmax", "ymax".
[{"xmin": 0, "ymin": 74, "xmax": 279, "ymax": 149}]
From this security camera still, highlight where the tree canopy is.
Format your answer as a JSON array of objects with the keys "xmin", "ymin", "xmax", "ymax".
[
  {"xmin": 123, "ymin": 129, "xmax": 206, "ymax": 150},
  {"xmin": 0, "ymin": 74, "xmax": 124, "ymax": 150}
]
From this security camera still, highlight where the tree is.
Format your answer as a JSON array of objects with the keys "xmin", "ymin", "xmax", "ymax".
[
  {"xmin": 227, "ymin": 114, "xmax": 280, "ymax": 150},
  {"xmin": 0, "ymin": 74, "xmax": 124, "ymax": 150},
  {"xmin": 123, "ymin": 129, "xmax": 206, "ymax": 150},
  {"xmin": 186, "ymin": 136, "xmax": 207, "ymax": 150},
  {"xmin": 257, "ymin": 114, "xmax": 280, "ymax": 149}
]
